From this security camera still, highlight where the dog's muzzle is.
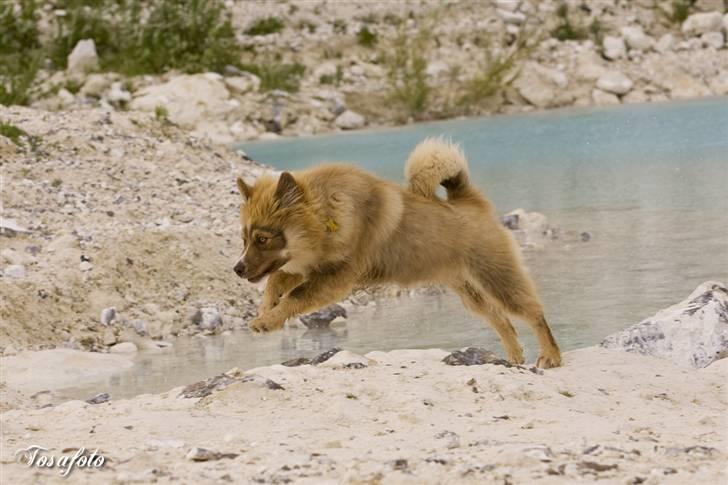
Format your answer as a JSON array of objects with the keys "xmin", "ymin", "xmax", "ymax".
[{"xmin": 233, "ymin": 261, "xmax": 246, "ymax": 278}]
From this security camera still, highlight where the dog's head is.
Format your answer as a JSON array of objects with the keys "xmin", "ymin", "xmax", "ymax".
[{"xmin": 234, "ymin": 172, "xmax": 320, "ymax": 282}]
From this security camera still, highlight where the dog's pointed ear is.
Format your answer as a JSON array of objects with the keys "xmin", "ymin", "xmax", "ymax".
[
  {"xmin": 236, "ymin": 176, "xmax": 252, "ymax": 201},
  {"xmin": 275, "ymin": 172, "xmax": 303, "ymax": 207}
]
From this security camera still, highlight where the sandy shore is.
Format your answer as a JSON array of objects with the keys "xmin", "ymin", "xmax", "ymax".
[{"xmin": 1, "ymin": 347, "xmax": 726, "ymax": 484}]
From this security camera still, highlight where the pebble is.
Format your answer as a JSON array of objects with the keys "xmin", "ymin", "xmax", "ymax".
[
  {"xmin": 86, "ymin": 392, "xmax": 110, "ymax": 404},
  {"xmin": 100, "ymin": 307, "xmax": 116, "ymax": 325},
  {"xmin": 79, "ymin": 261, "xmax": 93, "ymax": 272},
  {"xmin": 186, "ymin": 446, "xmax": 238, "ymax": 461}
]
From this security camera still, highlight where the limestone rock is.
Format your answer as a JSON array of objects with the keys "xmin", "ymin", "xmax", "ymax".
[
  {"xmin": 224, "ymin": 74, "xmax": 261, "ymax": 95},
  {"xmin": 621, "ymin": 26, "xmax": 654, "ymax": 51},
  {"xmin": 601, "ymin": 281, "xmax": 728, "ymax": 368},
  {"xmin": 334, "ymin": 110, "xmax": 366, "ymax": 130},
  {"xmin": 129, "ymin": 74, "xmax": 232, "ymax": 129},
  {"xmin": 513, "ymin": 62, "xmax": 570, "ymax": 108},
  {"xmin": 592, "ymin": 89, "xmax": 621, "ymax": 105},
  {"xmin": 682, "ymin": 12, "xmax": 723, "ymax": 37},
  {"xmin": 602, "ymin": 36, "xmax": 626, "ymax": 60},
  {"xmin": 596, "ymin": 71, "xmax": 634, "ymax": 95},
  {"xmin": 67, "ymin": 39, "xmax": 99, "ymax": 74}
]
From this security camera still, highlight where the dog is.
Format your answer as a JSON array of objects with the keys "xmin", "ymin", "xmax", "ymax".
[{"xmin": 234, "ymin": 138, "xmax": 562, "ymax": 368}]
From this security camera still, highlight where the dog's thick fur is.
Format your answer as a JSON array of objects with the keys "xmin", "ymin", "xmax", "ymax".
[{"xmin": 234, "ymin": 138, "xmax": 561, "ymax": 368}]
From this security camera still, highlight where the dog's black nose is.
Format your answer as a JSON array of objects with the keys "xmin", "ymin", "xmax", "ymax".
[{"xmin": 233, "ymin": 261, "xmax": 246, "ymax": 278}]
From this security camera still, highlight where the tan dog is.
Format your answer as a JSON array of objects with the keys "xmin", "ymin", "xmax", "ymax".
[{"xmin": 234, "ymin": 138, "xmax": 561, "ymax": 368}]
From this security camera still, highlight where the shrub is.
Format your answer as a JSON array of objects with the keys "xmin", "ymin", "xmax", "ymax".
[
  {"xmin": 0, "ymin": 121, "xmax": 28, "ymax": 145},
  {"xmin": 0, "ymin": 0, "xmax": 40, "ymax": 55},
  {"xmin": 670, "ymin": 0, "xmax": 694, "ymax": 23},
  {"xmin": 384, "ymin": 29, "xmax": 431, "ymax": 118},
  {"xmin": 240, "ymin": 63, "xmax": 305, "ymax": 92},
  {"xmin": 245, "ymin": 16, "xmax": 284, "ymax": 36},
  {"xmin": 551, "ymin": 3, "xmax": 587, "ymax": 41},
  {"xmin": 50, "ymin": 0, "xmax": 241, "ymax": 75},
  {"xmin": 357, "ymin": 26, "xmax": 378, "ymax": 48},
  {"xmin": 0, "ymin": 53, "xmax": 41, "ymax": 106}
]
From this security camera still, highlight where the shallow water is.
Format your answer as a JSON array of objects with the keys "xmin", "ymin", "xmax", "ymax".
[{"xmin": 61, "ymin": 98, "xmax": 728, "ymax": 400}]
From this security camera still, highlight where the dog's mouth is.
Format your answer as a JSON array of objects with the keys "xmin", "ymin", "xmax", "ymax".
[{"xmin": 245, "ymin": 258, "xmax": 289, "ymax": 283}]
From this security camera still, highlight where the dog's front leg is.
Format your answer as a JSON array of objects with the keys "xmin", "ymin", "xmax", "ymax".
[
  {"xmin": 249, "ymin": 272, "xmax": 354, "ymax": 333},
  {"xmin": 259, "ymin": 271, "xmax": 303, "ymax": 313}
]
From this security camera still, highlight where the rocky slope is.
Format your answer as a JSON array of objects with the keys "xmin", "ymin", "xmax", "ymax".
[
  {"xmin": 24, "ymin": 0, "xmax": 728, "ymax": 143},
  {"xmin": 1, "ymin": 106, "xmax": 267, "ymax": 353}
]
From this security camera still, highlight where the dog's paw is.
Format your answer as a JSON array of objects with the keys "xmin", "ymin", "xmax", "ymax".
[
  {"xmin": 248, "ymin": 314, "xmax": 285, "ymax": 333},
  {"xmin": 536, "ymin": 352, "xmax": 562, "ymax": 369}
]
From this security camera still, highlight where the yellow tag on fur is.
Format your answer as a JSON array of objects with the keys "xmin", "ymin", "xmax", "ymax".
[{"xmin": 325, "ymin": 219, "xmax": 338, "ymax": 232}]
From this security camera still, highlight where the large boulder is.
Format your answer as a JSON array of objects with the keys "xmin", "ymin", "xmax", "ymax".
[
  {"xmin": 621, "ymin": 26, "xmax": 654, "ymax": 51},
  {"xmin": 602, "ymin": 36, "xmax": 626, "ymax": 60},
  {"xmin": 129, "ymin": 74, "xmax": 232, "ymax": 130},
  {"xmin": 601, "ymin": 281, "xmax": 728, "ymax": 368},
  {"xmin": 513, "ymin": 62, "xmax": 571, "ymax": 108},
  {"xmin": 67, "ymin": 39, "xmax": 99, "ymax": 74},
  {"xmin": 596, "ymin": 71, "xmax": 634, "ymax": 95},
  {"xmin": 682, "ymin": 12, "xmax": 723, "ymax": 37},
  {"xmin": 334, "ymin": 110, "xmax": 366, "ymax": 130}
]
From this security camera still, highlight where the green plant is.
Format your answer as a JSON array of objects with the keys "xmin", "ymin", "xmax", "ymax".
[
  {"xmin": 154, "ymin": 105, "xmax": 169, "ymax": 122},
  {"xmin": 0, "ymin": 52, "xmax": 41, "ymax": 106},
  {"xmin": 588, "ymin": 18, "xmax": 604, "ymax": 46},
  {"xmin": 357, "ymin": 26, "xmax": 378, "ymax": 48},
  {"xmin": 0, "ymin": 122, "xmax": 28, "ymax": 145},
  {"xmin": 240, "ymin": 62, "xmax": 305, "ymax": 92},
  {"xmin": 460, "ymin": 39, "xmax": 530, "ymax": 108},
  {"xmin": 670, "ymin": 0, "xmax": 694, "ymax": 23},
  {"xmin": 0, "ymin": 0, "xmax": 40, "ymax": 55},
  {"xmin": 319, "ymin": 66, "xmax": 343, "ymax": 86},
  {"xmin": 50, "ymin": 0, "xmax": 241, "ymax": 75},
  {"xmin": 384, "ymin": 29, "xmax": 431, "ymax": 118},
  {"xmin": 551, "ymin": 3, "xmax": 587, "ymax": 41},
  {"xmin": 245, "ymin": 16, "xmax": 284, "ymax": 36}
]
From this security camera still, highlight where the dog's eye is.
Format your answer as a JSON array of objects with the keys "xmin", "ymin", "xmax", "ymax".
[{"xmin": 256, "ymin": 235, "xmax": 268, "ymax": 245}]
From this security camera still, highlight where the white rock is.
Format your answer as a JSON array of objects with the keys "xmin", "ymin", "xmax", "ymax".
[
  {"xmin": 334, "ymin": 110, "xmax": 366, "ymax": 130},
  {"xmin": 708, "ymin": 71, "xmax": 728, "ymax": 94},
  {"xmin": 602, "ymin": 36, "xmax": 626, "ymax": 60},
  {"xmin": 4, "ymin": 264, "xmax": 26, "ymax": 279},
  {"xmin": 224, "ymin": 74, "xmax": 261, "ymax": 95},
  {"xmin": 724, "ymin": 13, "xmax": 728, "ymax": 33},
  {"xmin": 0, "ymin": 219, "xmax": 30, "ymax": 235},
  {"xmin": 109, "ymin": 342, "xmax": 138, "ymax": 353},
  {"xmin": 129, "ymin": 74, "xmax": 231, "ymax": 129},
  {"xmin": 621, "ymin": 26, "xmax": 654, "ymax": 51},
  {"xmin": 701, "ymin": 31, "xmax": 725, "ymax": 48},
  {"xmin": 198, "ymin": 307, "xmax": 222, "ymax": 330},
  {"xmin": 79, "ymin": 261, "xmax": 93, "ymax": 272},
  {"xmin": 655, "ymin": 34, "xmax": 674, "ymax": 53},
  {"xmin": 1, "ymin": 248, "xmax": 33, "ymax": 265},
  {"xmin": 601, "ymin": 281, "xmax": 728, "ymax": 368},
  {"xmin": 107, "ymin": 82, "xmax": 131, "ymax": 104},
  {"xmin": 67, "ymin": 39, "xmax": 99, "ymax": 74},
  {"xmin": 513, "ymin": 62, "xmax": 571, "ymax": 108},
  {"xmin": 591, "ymin": 89, "xmax": 621, "ymax": 105},
  {"xmin": 495, "ymin": 0, "xmax": 519, "ymax": 12},
  {"xmin": 574, "ymin": 51, "xmax": 607, "ymax": 81},
  {"xmin": 682, "ymin": 12, "xmax": 723, "ymax": 37},
  {"xmin": 317, "ymin": 350, "xmax": 372, "ymax": 369},
  {"xmin": 596, "ymin": 71, "xmax": 634, "ymax": 95},
  {"xmin": 100, "ymin": 307, "xmax": 116, "ymax": 326},
  {"xmin": 497, "ymin": 9, "xmax": 526, "ymax": 25}
]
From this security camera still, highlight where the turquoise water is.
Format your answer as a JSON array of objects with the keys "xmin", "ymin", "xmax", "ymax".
[{"xmin": 60, "ymin": 99, "xmax": 728, "ymax": 400}]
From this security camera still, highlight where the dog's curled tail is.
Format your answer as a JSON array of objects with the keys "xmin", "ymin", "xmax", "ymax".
[{"xmin": 405, "ymin": 137, "xmax": 471, "ymax": 200}]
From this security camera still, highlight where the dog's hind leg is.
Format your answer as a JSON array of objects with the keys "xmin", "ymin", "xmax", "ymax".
[
  {"xmin": 471, "ymin": 262, "xmax": 562, "ymax": 369},
  {"xmin": 452, "ymin": 281, "xmax": 525, "ymax": 365}
]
